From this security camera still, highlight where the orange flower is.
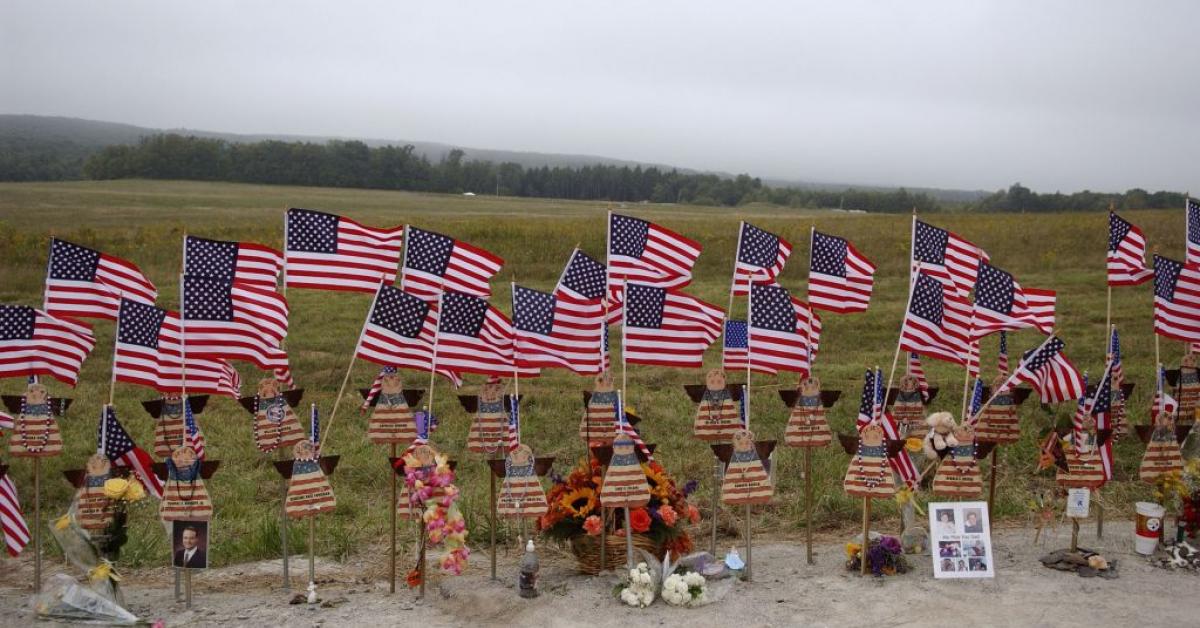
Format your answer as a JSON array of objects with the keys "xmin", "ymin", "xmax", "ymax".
[
  {"xmin": 663, "ymin": 533, "xmax": 694, "ymax": 556},
  {"xmin": 686, "ymin": 504, "xmax": 701, "ymax": 524},
  {"xmin": 583, "ymin": 515, "xmax": 603, "ymax": 536},
  {"xmin": 629, "ymin": 508, "xmax": 652, "ymax": 533},
  {"xmin": 406, "ymin": 568, "xmax": 422, "ymax": 588}
]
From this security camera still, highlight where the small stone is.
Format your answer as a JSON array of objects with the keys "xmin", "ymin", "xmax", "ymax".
[{"xmin": 290, "ymin": 594, "xmax": 307, "ymax": 605}]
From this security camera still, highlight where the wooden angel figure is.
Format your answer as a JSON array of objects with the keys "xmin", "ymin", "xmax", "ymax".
[
  {"xmin": 239, "ymin": 378, "xmax": 305, "ymax": 454},
  {"xmin": 688, "ymin": 369, "xmax": 742, "ymax": 441},
  {"xmin": 160, "ymin": 445, "xmax": 213, "ymax": 521},
  {"xmin": 1056, "ymin": 414, "xmax": 1107, "ymax": 490},
  {"xmin": 466, "ymin": 378, "xmax": 509, "ymax": 454},
  {"xmin": 781, "ymin": 376, "xmax": 835, "ymax": 448},
  {"xmin": 580, "ymin": 371, "xmax": 618, "ymax": 444},
  {"xmin": 142, "ymin": 394, "xmax": 210, "ymax": 458},
  {"xmin": 843, "ymin": 423, "xmax": 896, "ymax": 499},
  {"xmin": 1139, "ymin": 411, "xmax": 1185, "ymax": 482},
  {"xmin": 74, "ymin": 453, "xmax": 115, "ymax": 532},
  {"xmin": 599, "ymin": 432, "xmax": 650, "ymax": 508},
  {"xmin": 397, "ymin": 442, "xmax": 443, "ymax": 519},
  {"xmin": 361, "ymin": 367, "xmax": 423, "ymax": 445},
  {"xmin": 720, "ymin": 428, "xmax": 774, "ymax": 505},
  {"xmin": 1177, "ymin": 351, "xmax": 1200, "ymax": 428},
  {"xmin": 890, "ymin": 374, "xmax": 928, "ymax": 438},
  {"xmin": 285, "ymin": 439, "xmax": 337, "ymax": 519},
  {"xmin": 929, "ymin": 417, "xmax": 984, "ymax": 499},
  {"xmin": 975, "ymin": 376, "xmax": 1022, "ymax": 444},
  {"xmin": 497, "ymin": 443, "xmax": 549, "ymax": 518},
  {"xmin": 2, "ymin": 380, "xmax": 69, "ymax": 457}
]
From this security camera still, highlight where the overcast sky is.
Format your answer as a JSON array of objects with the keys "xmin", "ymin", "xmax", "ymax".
[{"xmin": 3, "ymin": 1, "xmax": 1197, "ymax": 192}]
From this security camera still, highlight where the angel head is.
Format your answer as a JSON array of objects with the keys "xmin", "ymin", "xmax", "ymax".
[
  {"xmin": 292, "ymin": 439, "xmax": 317, "ymax": 461},
  {"xmin": 990, "ymin": 374, "xmax": 1008, "ymax": 392},
  {"xmin": 593, "ymin": 370, "xmax": 614, "ymax": 393},
  {"xmin": 899, "ymin": 374, "xmax": 919, "ymax": 394},
  {"xmin": 171, "ymin": 445, "xmax": 198, "ymax": 469},
  {"xmin": 163, "ymin": 393, "xmax": 185, "ymax": 419},
  {"xmin": 85, "ymin": 453, "xmax": 111, "ymax": 477},
  {"xmin": 612, "ymin": 432, "xmax": 636, "ymax": 457},
  {"xmin": 1184, "ymin": 351, "xmax": 1199, "ymax": 370},
  {"xmin": 800, "ymin": 376, "xmax": 821, "ymax": 397},
  {"xmin": 705, "ymin": 368, "xmax": 726, "ymax": 391},
  {"xmin": 860, "ymin": 422, "xmax": 885, "ymax": 447},
  {"xmin": 952, "ymin": 422, "xmax": 975, "ymax": 446},
  {"xmin": 732, "ymin": 428, "xmax": 755, "ymax": 453},
  {"xmin": 508, "ymin": 443, "xmax": 533, "ymax": 467},
  {"xmin": 379, "ymin": 368, "xmax": 403, "ymax": 395},
  {"xmin": 24, "ymin": 382, "xmax": 48, "ymax": 406},
  {"xmin": 411, "ymin": 443, "xmax": 438, "ymax": 468},
  {"xmin": 257, "ymin": 377, "xmax": 281, "ymax": 399},
  {"xmin": 480, "ymin": 378, "xmax": 505, "ymax": 403}
]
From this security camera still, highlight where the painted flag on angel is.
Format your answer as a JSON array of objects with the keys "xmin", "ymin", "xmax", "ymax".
[
  {"xmin": 113, "ymin": 300, "xmax": 241, "ymax": 398},
  {"xmin": 401, "ymin": 226, "xmax": 504, "ymax": 301},
  {"xmin": 721, "ymin": 320, "xmax": 754, "ymax": 373},
  {"xmin": 808, "ymin": 230, "xmax": 876, "ymax": 314},
  {"xmin": 908, "ymin": 352, "xmax": 931, "ymax": 403},
  {"xmin": 730, "ymin": 222, "xmax": 792, "ymax": 296},
  {"xmin": 971, "ymin": 262, "xmax": 1055, "ymax": 340},
  {"xmin": 180, "ymin": 275, "xmax": 289, "ymax": 372},
  {"xmin": 354, "ymin": 284, "xmax": 461, "ymax": 385},
  {"xmin": 434, "ymin": 291, "xmax": 538, "ymax": 377},
  {"xmin": 0, "ymin": 473, "xmax": 29, "ymax": 557},
  {"xmin": 899, "ymin": 272, "xmax": 974, "ymax": 369},
  {"xmin": 512, "ymin": 284, "xmax": 604, "ymax": 375},
  {"xmin": 911, "ymin": 219, "xmax": 988, "ymax": 298},
  {"xmin": 184, "ymin": 235, "xmax": 283, "ymax": 289},
  {"xmin": 43, "ymin": 238, "xmax": 157, "ymax": 321},
  {"xmin": 98, "ymin": 405, "xmax": 164, "ymax": 499},
  {"xmin": 284, "ymin": 208, "xmax": 405, "ymax": 293},
  {"xmin": 997, "ymin": 331, "xmax": 1009, "ymax": 374},
  {"xmin": 1189, "ymin": 198, "xmax": 1200, "ymax": 267},
  {"xmin": 1006, "ymin": 336, "xmax": 1085, "ymax": 404},
  {"xmin": 1108, "ymin": 212, "xmax": 1154, "ymax": 286},
  {"xmin": 621, "ymin": 283, "xmax": 723, "ymax": 369},
  {"xmin": 607, "ymin": 213, "xmax": 700, "ymax": 290},
  {"xmin": 0, "ymin": 305, "xmax": 96, "ymax": 386},
  {"xmin": 746, "ymin": 283, "xmax": 821, "ymax": 375},
  {"xmin": 1153, "ymin": 255, "xmax": 1200, "ymax": 343}
]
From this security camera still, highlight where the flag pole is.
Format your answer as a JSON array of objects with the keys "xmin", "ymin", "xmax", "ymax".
[
  {"xmin": 317, "ymin": 284, "xmax": 381, "ymax": 454},
  {"xmin": 426, "ymin": 290, "xmax": 444, "ymax": 421},
  {"xmin": 742, "ymin": 276, "xmax": 753, "ymax": 581},
  {"xmin": 884, "ymin": 215, "xmax": 920, "ymax": 400}
]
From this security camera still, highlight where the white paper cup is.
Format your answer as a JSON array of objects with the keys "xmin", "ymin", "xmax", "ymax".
[{"xmin": 1134, "ymin": 501, "xmax": 1166, "ymax": 555}]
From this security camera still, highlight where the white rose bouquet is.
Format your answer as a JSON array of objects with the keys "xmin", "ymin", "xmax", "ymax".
[
  {"xmin": 616, "ymin": 562, "xmax": 657, "ymax": 608},
  {"xmin": 661, "ymin": 571, "xmax": 707, "ymax": 607}
]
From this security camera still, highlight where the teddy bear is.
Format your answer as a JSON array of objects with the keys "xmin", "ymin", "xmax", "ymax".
[{"xmin": 923, "ymin": 411, "xmax": 958, "ymax": 459}]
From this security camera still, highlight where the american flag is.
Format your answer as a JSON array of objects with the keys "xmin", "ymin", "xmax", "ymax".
[
  {"xmin": 0, "ymin": 470, "xmax": 29, "ymax": 558},
  {"xmin": 1009, "ymin": 336, "xmax": 1085, "ymax": 404},
  {"xmin": 621, "ymin": 283, "xmax": 723, "ymax": 369},
  {"xmin": 1107, "ymin": 212, "xmax": 1154, "ymax": 286},
  {"xmin": 512, "ymin": 284, "xmax": 604, "ymax": 375},
  {"xmin": 113, "ymin": 300, "xmax": 241, "ymax": 398},
  {"xmin": 435, "ymin": 291, "xmax": 538, "ymax": 377},
  {"xmin": 747, "ymin": 283, "xmax": 821, "ymax": 375},
  {"xmin": 808, "ymin": 230, "xmax": 876, "ymax": 314},
  {"xmin": 615, "ymin": 390, "xmax": 653, "ymax": 460},
  {"xmin": 856, "ymin": 368, "xmax": 880, "ymax": 429},
  {"xmin": 720, "ymin": 320, "xmax": 759, "ymax": 373},
  {"xmin": 908, "ymin": 352, "xmax": 930, "ymax": 403},
  {"xmin": 98, "ymin": 406, "xmax": 163, "ymax": 499},
  {"xmin": 359, "ymin": 366, "xmax": 391, "ymax": 412},
  {"xmin": 43, "ymin": 238, "xmax": 157, "ymax": 321},
  {"xmin": 1187, "ymin": 199, "xmax": 1200, "ymax": 267},
  {"xmin": 856, "ymin": 368, "xmax": 918, "ymax": 488},
  {"xmin": 899, "ymin": 273, "xmax": 974, "ymax": 368},
  {"xmin": 355, "ymin": 285, "xmax": 461, "ymax": 385},
  {"xmin": 607, "ymin": 213, "xmax": 700, "ymax": 290},
  {"xmin": 1153, "ymin": 255, "xmax": 1200, "ymax": 343},
  {"xmin": 730, "ymin": 222, "xmax": 792, "ymax": 296},
  {"xmin": 1109, "ymin": 327, "xmax": 1123, "ymax": 386},
  {"xmin": 309, "ymin": 403, "xmax": 319, "ymax": 447},
  {"xmin": 185, "ymin": 235, "xmax": 283, "ymax": 289},
  {"xmin": 554, "ymin": 249, "xmax": 610, "ymax": 370},
  {"xmin": 505, "ymin": 394, "xmax": 520, "ymax": 453},
  {"xmin": 401, "ymin": 226, "xmax": 504, "ymax": 301},
  {"xmin": 967, "ymin": 378, "xmax": 985, "ymax": 424},
  {"xmin": 181, "ymin": 275, "xmax": 290, "ymax": 372},
  {"xmin": 184, "ymin": 397, "xmax": 206, "ymax": 460},
  {"xmin": 912, "ymin": 220, "xmax": 988, "ymax": 298},
  {"xmin": 284, "ymin": 208, "xmax": 405, "ymax": 293},
  {"xmin": 0, "ymin": 305, "xmax": 96, "ymax": 386},
  {"xmin": 1083, "ymin": 370, "xmax": 1116, "ymax": 481},
  {"xmin": 997, "ymin": 331, "xmax": 1009, "ymax": 375},
  {"xmin": 1152, "ymin": 365, "xmax": 1179, "ymax": 421},
  {"xmin": 971, "ymin": 262, "xmax": 1055, "ymax": 340}
]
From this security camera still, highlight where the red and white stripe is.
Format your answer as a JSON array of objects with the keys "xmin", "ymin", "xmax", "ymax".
[
  {"xmin": 513, "ymin": 289, "xmax": 605, "ymax": 375},
  {"xmin": 1013, "ymin": 340, "xmax": 1085, "ymax": 405},
  {"xmin": 1154, "ymin": 255, "xmax": 1200, "ymax": 343},
  {"xmin": 622, "ymin": 288, "xmax": 724, "ymax": 369},
  {"xmin": 899, "ymin": 273, "xmax": 975, "ymax": 368},
  {"xmin": 182, "ymin": 279, "xmax": 290, "ymax": 371},
  {"xmin": 285, "ymin": 212, "xmax": 405, "ymax": 293},
  {"xmin": 730, "ymin": 222, "xmax": 792, "ymax": 297},
  {"xmin": 435, "ymin": 303, "xmax": 539, "ymax": 378},
  {"xmin": 880, "ymin": 411, "xmax": 920, "ymax": 489},
  {"xmin": 1108, "ymin": 212, "xmax": 1154, "ymax": 286},
  {"xmin": 43, "ymin": 239, "xmax": 157, "ymax": 321},
  {"xmin": 0, "ymin": 309, "xmax": 96, "ymax": 386},
  {"xmin": 808, "ymin": 231, "xmax": 876, "ymax": 314},
  {"xmin": 402, "ymin": 228, "xmax": 505, "ymax": 301},
  {"xmin": 0, "ymin": 474, "xmax": 30, "ymax": 557},
  {"xmin": 908, "ymin": 353, "xmax": 930, "ymax": 400},
  {"xmin": 608, "ymin": 214, "xmax": 701, "ymax": 289},
  {"xmin": 972, "ymin": 274, "xmax": 1055, "ymax": 340},
  {"xmin": 748, "ymin": 296, "xmax": 821, "ymax": 376},
  {"xmin": 113, "ymin": 307, "xmax": 241, "ymax": 398},
  {"xmin": 356, "ymin": 305, "xmax": 462, "ymax": 387}
]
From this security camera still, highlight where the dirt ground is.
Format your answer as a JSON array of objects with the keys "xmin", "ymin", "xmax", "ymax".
[{"xmin": 1, "ymin": 520, "xmax": 1198, "ymax": 627}]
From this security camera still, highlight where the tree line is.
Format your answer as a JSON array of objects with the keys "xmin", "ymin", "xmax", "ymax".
[{"xmin": 972, "ymin": 182, "xmax": 1186, "ymax": 212}]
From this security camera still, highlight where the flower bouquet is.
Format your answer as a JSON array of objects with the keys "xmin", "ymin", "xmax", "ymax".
[
  {"xmin": 404, "ymin": 450, "xmax": 469, "ymax": 585},
  {"xmin": 661, "ymin": 571, "xmax": 707, "ymax": 607},
  {"xmin": 615, "ymin": 561, "xmax": 657, "ymax": 608},
  {"xmin": 845, "ymin": 535, "xmax": 909, "ymax": 577},
  {"xmin": 537, "ymin": 454, "xmax": 700, "ymax": 574}
]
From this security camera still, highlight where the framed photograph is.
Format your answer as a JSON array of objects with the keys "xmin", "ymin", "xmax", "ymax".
[
  {"xmin": 171, "ymin": 520, "xmax": 210, "ymax": 570},
  {"xmin": 928, "ymin": 501, "xmax": 994, "ymax": 579}
]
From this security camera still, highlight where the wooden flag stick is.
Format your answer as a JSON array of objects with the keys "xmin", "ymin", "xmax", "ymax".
[
  {"xmin": 390, "ymin": 443, "xmax": 398, "ymax": 593},
  {"xmin": 308, "ymin": 516, "xmax": 316, "ymax": 587},
  {"xmin": 859, "ymin": 496, "xmax": 871, "ymax": 576},
  {"xmin": 623, "ymin": 507, "xmax": 634, "ymax": 569},
  {"xmin": 744, "ymin": 503, "xmax": 753, "ymax": 581},
  {"xmin": 317, "ymin": 285, "xmax": 382, "ymax": 453},
  {"xmin": 184, "ymin": 568, "xmax": 193, "ymax": 609},
  {"xmin": 710, "ymin": 460, "xmax": 721, "ymax": 555},
  {"xmin": 804, "ymin": 447, "xmax": 814, "ymax": 565},
  {"xmin": 489, "ymin": 468, "xmax": 498, "ymax": 580},
  {"xmin": 280, "ymin": 453, "xmax": 291, "ymax": 592},
  {"xmin": 33, "ymin": 456, "xmax": 42, "ymax": 594},
  {"xmin": 987, "ymin": 447, "xmax": 999, "ymax": 516}
]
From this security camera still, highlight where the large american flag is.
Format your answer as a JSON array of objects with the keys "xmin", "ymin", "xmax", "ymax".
[
  {"xmin": 43, "ymin": 238, "xmax": 157, "ymax": 321},
  {"xmin": 1107, "ymin": 212, "xmax": 1154, "ymax": 286},
  {"xmin": 1008, "ymin": 336, "xmax": 1085, "ymax": 404},
  {"xmin": 114, "ymin": 300, "xmax": 241, "ymax": 398},
  {"xmin": 512, "ymin": 284, "xmax": 604, "ymax": 375},
  {"xmin": 730, "ymin": 222, "xmax": 791, "ymax": 296},
  {"xmin": 746, "ymin": 283, "xmax": 820, "ymax": 375},
  {"xmin": 0, "ymin": 305, "xmax": 96, "ymax": 386},
  {"xmin": 621, "ymin": 283, "xmax": 723, "ymax": 368},
  {"xmin": 808, "ymin": 230, "xmax": 876, "ymax": 314},
  {"xmin": 284, "ymin": 208, "xmax": 405, "ymax": 293},
  {"xmin": 434, "ymin": 291, "xmax": 537, "ymax": 377},
  {"xmin": 1153, "ymin": 255, "xmax": 1200, "ymax": 343},
  {"xmin": 555, "ymin": 249, "xmax": 610, "ymax": 370},
  {"xmin": 185, "ymin": 235, "xmax": 283, "ymax": 289},
  {"xmin": 0, "ymin": 473, "xmax": 29, "ymax": 557},
  {"xmin": 912, "ymin": 219, "xmax": 988, "ymax": 298},
  {"xmin": 401, "ymin": 226, "xmax": 504, "ymax": 301},
  {"xmin": 1187, "ymin": 198, "xmax": 1200, "ymax": 267},
  {"xmin": 721, "ymin": 320, "xmax": 758, "ymax": 373},
  {"xmin": 899, "ymin": 273, "xmax": 974, "ymax": 368},
  {"xmin": 98, "ymin": 406, "xmax": 163, "ymax": 499},
  {"xmin": 607, "ymin": 213, "xmax": 700, "ymax": 290},
  {"xmin": 971, "ymin": 262, "xmax": 1055, "ymax": 340},
  {"xmin": 180, "ymin": 275, "xmax": 290, "ymax": 371},
  {"xmin": 355, "ymin": 284, "xmax": 461, "ymax": 385}
]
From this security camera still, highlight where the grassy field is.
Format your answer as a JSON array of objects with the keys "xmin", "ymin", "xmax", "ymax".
[{"xmin": 0, "ymin": 179, "xmax": 1184, "ymax": 568}]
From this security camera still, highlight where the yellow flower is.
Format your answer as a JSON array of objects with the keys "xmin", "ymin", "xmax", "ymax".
[
  {"xmin": 641, "ymin": 464, "xmax": 670, "ymax": 501},
  {"xmin": 845, "ymin": 542, "xmax": 862, "ymax": 559},
  {"xmin": 54, "ymin": 515, "xmax": 71, "ymax": 530},
  {"xmin": 102, "ymin": 478, "xmax": 130, "ymax": 500},
  {"xmin": 88, "ymin": 560, "xmax": 120, "ymax": 583},
  {"xmin": 904, "ymin": 438, "xmax": 923, "ymax": 452},
  {"xmin": 560, "ymin": 487, "xmax": 597, "ymax": 518}
]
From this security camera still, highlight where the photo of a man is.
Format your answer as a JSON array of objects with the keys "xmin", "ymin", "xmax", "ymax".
[
  {"xmin": 964, "ymin": 509, "xmax": 984, "ymax": 534},
  {"xmin": 172, "ymin": 521, "xmax": 209, "ymax": 569}
]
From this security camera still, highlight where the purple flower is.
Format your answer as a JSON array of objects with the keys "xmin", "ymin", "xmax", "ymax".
[
  {"xmin": 683, "ymin": 480, "xmax": 699, "ymax": 496},
  {"xmin": 879, "ymin": 536, "xmax": 902, "ymax": 555}
]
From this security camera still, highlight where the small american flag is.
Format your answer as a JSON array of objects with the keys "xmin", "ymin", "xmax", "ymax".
[
  {"xmin": 608, "ymin": 213, "xmax": 700, "ymax": 290},
  {"xmin": 1090, "ymin": 362, "xmax": 1114, "ymax": 431},
  {"xmin": 0, "ymin": 473, "xmax": 29, "ymax": 557},
  {"xmin": 856, "ymin": 368, "xmax": 918, "ymax": 488},
  {"xmin": 185, "ymin": 235, "xmax": 283, "ymax": 289},
  {"xmin": 113, "ymin": 299, "xmax": 241, "ymax": 398},
  {"xmin": 285, "ymin": 208, "xmax": 405, "ymax": 293},
  {"xmin": 899, "ymin": 273, "xmax": 973, "ymax": 368},
  {"xmin": 912, "ymin": 220, "xmax": 988, "ymax": 298},
  {"xmin": 997, "ymin": 331, "xmax": 1009, "ymax": 375},
  {"xmin": 181, "ymin": 275, "xmax": 290, "ymax": 371},
  {"xmin": 435, "ymin": 291, "xmax": 538, "ymax": 377},
  {"xmin": 855, "ymin": 368, "xmax": 879, "ymax": 429},
  {"xmin": 0, "ymin": 305, "xmax": 96, "ymax": 386},
  {"xmin": 730, "ymin": 222, "xmax": 792, "ymax": 296},
  {"xmin": 1153, "ymin": 255, "xmax": 1200, "ymax": 343},
  {"xmin": 967, "ymin": 378, "xmax": 985, "ymax": 422},
  {"xmin": 1007, "ymin": 336, "xmax": 1085, "ymax": 404},
  {"xmin": 184, "ymin": 397, "xmax": 206, "ymax": 460},
  {"xmin": 1108, "ymin": 212, "xmax": 1154, "ymax": 286},
  {"xmin": 505, "ymin": 394, "xmax": 520, "ymax": 453},
  {"xmin": 747, "ymin": 283, "xmax": 820, "ymax": 376},
  {"xmin": 98, "ymin": 406, "xmax": 163, "ymax": 499},
  {"xmin": 512, "ymin": 284, "xmax": 604, "ymax": 375},
  {"xmin": 808, "ymin": 230, "xmax": 876, "ymax": 314},
  {"xmin": 908, "ymin": 352, "xmax": 930, "ymax": 403},
  {"xmin": 309, "ymin": 403, "xmax": 320, "ymax": 448},
  {"xmin": 1152, "ymin": 365, "xmax": 1178, "ymax": 421},
  {"xmin": 355, "ymin": 285, "xmax": 461, "ymax": 385},
  {"xmin": 971, "ymin": 262, "xmax": 1055, "ymax": 340},
  {"xmin": 401, "ymin": 226, "xmax": 504, "ymax": 301},
  {"xmin": 43, "ymin": 238, "xmax": 157, "ymax": 321},
  {"xmin": 615, "ymin": 391, "xmax": 652, "ymax": 460},
  {"xmin": 1109, "ymin": 327, "xmax": 1123, "ymax": 386},
  {"xmin": 621, "ymin": 283, "xmax": 723, "ymax": 369},
  {"xmin": 721, "ymin": 320, "xmax": 757, "ymax": 373},
  {"xmin": 1187, "ymin": 198, "xmax": 1200, "ymax": 267}
]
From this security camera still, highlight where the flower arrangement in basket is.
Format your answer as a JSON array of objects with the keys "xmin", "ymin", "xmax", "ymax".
[
  {"xmin": 537, "ymin": 454, "xmax": 700, "ymax": 574},
  {"xmin": 1156, "ymin": 459, "xmax": 1200, "ymax": 539},
  {"xmin": 845, "ymin": 535, "xmax": 909, "ymax": 577}
]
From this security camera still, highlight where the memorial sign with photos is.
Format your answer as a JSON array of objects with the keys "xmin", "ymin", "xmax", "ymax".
[{"xmin": 929, "ymin": 501, "xmax": 994, "ymax": 579}]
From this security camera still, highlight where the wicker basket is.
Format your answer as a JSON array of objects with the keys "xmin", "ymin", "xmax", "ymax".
[{"xmin": 569, "ymin": 533, "xmax": 663, "ymax": 575}]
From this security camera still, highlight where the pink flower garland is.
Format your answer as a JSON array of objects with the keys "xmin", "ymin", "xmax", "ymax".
[{"xmin": 404, "ymin": 454, "xmax": 470, "ymax": 575}]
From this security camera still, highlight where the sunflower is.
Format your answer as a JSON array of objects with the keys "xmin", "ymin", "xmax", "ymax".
[
  {"xmin": 561, "ymin": 487, "xmax": 598, "ymax": 518},
  {"xmin": 642, "ymin": 464, "xmax": 671, "ymax": 501}
]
